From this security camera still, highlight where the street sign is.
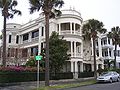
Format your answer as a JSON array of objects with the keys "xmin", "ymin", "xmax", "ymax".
[{"xmin": 35, "ymin": 55, "xmax": 42, "ymax": 60}]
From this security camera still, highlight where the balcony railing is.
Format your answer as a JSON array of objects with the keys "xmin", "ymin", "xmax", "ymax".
[
  {"xmin": 60, "ymin": 30, "xmax": 81, "ymax": 35},
  {"xmin": 67, "ymin": 52, "xmax": 82, "ymax": 58}
]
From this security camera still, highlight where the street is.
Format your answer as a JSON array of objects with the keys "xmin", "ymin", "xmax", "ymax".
[
  {"xmin": 63, "ymin": 82, "xmax": 120, "ymax": 90},
  {"xmin": 0, "ymin": 80, "xmax": 120, "ymax": 90}
]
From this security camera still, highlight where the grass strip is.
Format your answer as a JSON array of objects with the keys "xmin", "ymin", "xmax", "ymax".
[{"xmin": 33, "ymin": 80, "xmax": 96, "ymax": 90}]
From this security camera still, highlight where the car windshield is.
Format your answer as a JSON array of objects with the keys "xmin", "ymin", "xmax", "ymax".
[{"xmin": 100, "ymin": 72, "xmax": 112, "ymax": 76}]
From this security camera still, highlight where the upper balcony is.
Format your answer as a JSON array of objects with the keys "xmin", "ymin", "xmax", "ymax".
[{"xmin": 57, "ymin": 22, "xmax": 82, "ymax": 36}]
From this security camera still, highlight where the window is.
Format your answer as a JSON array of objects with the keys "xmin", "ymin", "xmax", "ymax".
[
  {"xmin": 96, "ymin": 41, "xmax": 98, "ymax": 46},
  {"xmin": 109, "ymin": 50, "xmax": 111, "ymax": 57},
  {"xmin": 41, "ymin": 27, "xmax": 44, "ymax": 36},
  {"xmin": 32, "ymin": 30, "xmax": 39, "ymax": 38},
  {"xmin": 108, "ymin": 38, "xmax": 110, "ymax": 44},
  {"xmin": 101, "ymin": 40, "xmax": 103, "ymax": 45},
  {"xmin": 75, "ymin": 24, "xmax": 80, "ymax": 30},
  {"xmin": 23, "ymin": 33, "xmax": 29, "ymax": 41},
  {"xmin": 105, "ymin": 50, "xmax": 108, "ymax": 56},
  {"xmin": 117, "ymin": 50, "xmax": 120, "ymax": 57},
  {"xmin": 16, "ymin": 35, "xmax": 19, "ymax": 44},
  {"xmin": 104, "ymin": 40, "xmax": 107, "ymax": 45},
  {"xmin": 9, "ymin": 35, "xmax": 11, "ymax": 43},
  {"xmin": 41, "ymin": 43, "xmax": 44, "ymax": 49},
  {"xmin": 57, "ymin": 24, "xmax": 59, "ymax": 31},
  {"xmin": 22, "ymin": 48, "xmax": 28, "ymax": 57},
  {"xmin": 96, "ymin": 50, "xmax": 99, "ymax": 57},
  {"xmin": 31, "ymin": 46, "xmax": 38, "ymax": 56},
  {"xmin": 61, "ymin": 23, "xmax": 70, "ymax": 30}
]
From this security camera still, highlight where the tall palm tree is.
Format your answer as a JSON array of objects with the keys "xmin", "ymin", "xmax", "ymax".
[
  {"xmin": 107, "ymin": 26, "xmax": 120, "ymax": 69},
  {"xmin": 82, "ymin": 19, "xmax": 106, "ymax": 79},
  {"xmin": 0, "ymin": 0, "xmax": 21, "ymax": 66},
  {"xmin": 29, "ymin": 0, "xmax": 64, "ymax": 86}
]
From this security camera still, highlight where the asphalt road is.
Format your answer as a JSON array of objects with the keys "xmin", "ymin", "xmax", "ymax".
[{"xmin": 62, "ymin": 82, "xmax": 120, "ymax": 90}]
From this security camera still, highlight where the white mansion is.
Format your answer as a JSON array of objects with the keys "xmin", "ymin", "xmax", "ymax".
[
  {"xmin": 0, "ymin": 9, "xmax": 104, "ymax": 73},
  {"xmin": 100, "ymin": 34, "xmax": 120, "ymax": 68}
]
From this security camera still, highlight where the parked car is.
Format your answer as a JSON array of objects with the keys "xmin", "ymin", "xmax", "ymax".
[{"xmin": 97, "ymin": 71, "xmax": 120, "ymax": 83}]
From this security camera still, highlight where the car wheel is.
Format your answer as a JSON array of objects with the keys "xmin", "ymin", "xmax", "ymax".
[
  {"xmin": 117, "ymin": 77, "xmax": 120, "ymax": 82},
  {"xmin": 110, "ymin": 78, "xmax": 113, "ymax": 83}
]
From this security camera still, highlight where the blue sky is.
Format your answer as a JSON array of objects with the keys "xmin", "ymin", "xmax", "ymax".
[{"xmin": 0, "ymin": 0, "xmax": 120, "ymax": 33}]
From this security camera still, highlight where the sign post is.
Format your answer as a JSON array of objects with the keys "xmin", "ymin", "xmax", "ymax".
[{"xmin": 35, "ymin": 55, "xmax": 42, "ymax": 89}]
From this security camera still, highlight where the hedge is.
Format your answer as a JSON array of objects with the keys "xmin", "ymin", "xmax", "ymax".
[
  {"xmin": 78, "ymin": 72, "xmax": 94, "ymax": 78},
  {"xmin": 0, "ymin": 72, "xmax": 73, "ymax": 83}
]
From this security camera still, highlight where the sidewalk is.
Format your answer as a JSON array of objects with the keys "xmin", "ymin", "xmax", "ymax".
[{"xmin": 0, "ymin": 77, "xmax": 94, "ymax": 90}]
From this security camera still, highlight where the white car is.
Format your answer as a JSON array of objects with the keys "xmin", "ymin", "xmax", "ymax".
[{"xmin": 97, "ymin": 71, "xmax": 120, "ymax": 83}]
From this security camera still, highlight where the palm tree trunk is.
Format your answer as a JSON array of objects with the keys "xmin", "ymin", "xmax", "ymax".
[
  {"xmin": 45, "ymin": 13, "xmax": 50, "ymax": 86},
  {"xmin": 114, "ymin": 43, "xmax": 117, "ymax": 69},
  {"xmin": 93, "ymin": 37, "xmax": 97, "ymax": 79},
  {"xmin": 2, "ymin": 15, "xmax": 7, "ymax": 67}
]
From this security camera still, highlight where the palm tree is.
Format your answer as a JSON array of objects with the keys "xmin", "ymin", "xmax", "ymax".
[
  {"xmin": 82, "ymin": 19, "xmax": 106, "ymax": 79},
  {"xmin": 0, "ymin": 0, "xmax": 21, "ymax": 66},
  {"xmin": 107, "ymin": 26, "xmax": 120, "ymax": 69},
  {"xmin": 29, "ymin": 0, "xmax": 64, "ymax": 86}
]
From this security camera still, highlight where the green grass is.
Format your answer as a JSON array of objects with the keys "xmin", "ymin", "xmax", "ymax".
[{"xmin": 33, "ymin": 80, "xmax": 96, "ymax": 90}]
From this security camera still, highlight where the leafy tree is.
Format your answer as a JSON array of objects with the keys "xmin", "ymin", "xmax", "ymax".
[
  {"xmin": 49, "ymin": 31, "xmax": 70, "ymax": 73},
  {"xmin": 82, "ymin": 19, "xmax": 106, "ymax": 79},
  {"xmin": 29, "ymin": 0, "xmax": 64, "ymax": 86},
  {"xmin": 0, "ymin": 0, "xmax": 21, "ymax": 66},
  {"xmin": 26, "ymin": 57, "xmax": 37, "ymax": 67},
  {"xmin": 107, "ymin": 26, "xmax": 120, "ymax": 69}
]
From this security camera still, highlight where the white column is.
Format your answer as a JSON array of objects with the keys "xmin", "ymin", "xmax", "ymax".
[
  {"xmin": 71, "ymin": 61, "xmax": 74, "ymax": 72},
  {"xmin": 74, "ymin": 61, "xmax": 78, "ymax": 79},
  {"xmin": 80, "ymin": 25, "xmax": 82, "ymax": 36},
  {"xmin": 107, "ymin": 37, "xmax": 108, "ymax": 45},
  {"xmin": 29, "ymin": 32, "xmax": 32, "ymax": 42},
  {"xmin": 108, "ymin": 48, "xmax": 110, "ymax": 57},
  {"xmin": 96, "ymin": 64, "xmax": 99, "ymax": 70},
  {"xmin": 91, "ymin": 38, "xmax": 94, "ymax": 56},
  {"xmin": 80, "ymin": 62, "xmax": 83, "ymax": 72},
  {"xmin": 111, "ymin": 49, "xmax": 114, "ymax": 58},
  {"xmin": 101, "ymin": 64, "xmax": 104, "ymax": 69},
  {"xmin": 81, "ymin": 42, "xmax": 83, "ymax": 58},
  {"xmin": 70, "ymin": 23, "xmax": 72, "ymax": 34},
  {"xmin": 38, "ymin": 27, "xmax": 42, "ymax": 55},
  {"xmin": 98, "ymin": 38, "xmax": 102, "ymax": 57},
  {"xmin": 71, "ymin": 41, "xmax": 73, "ymax": 57},
  {"xmin": 59, "ymin": 23, "xmax": 61, "ymax": 35},
  {"xmin": 20, "ymin": 35, "xmax": 23, "ymax": 44},
  {"xmin": 74, "ymin": 23, "xmax": 75, "ymax": 34},
  {"xmin": 75, "ymin": 61, "xmax": 78, "ymax": 72},
  {"xmin": 74, "ymin": 41, "xmax": 77, "ymax": 57},
  {"xmin": 110, "ymin": 38, "xmax": 112, "ymax": 45},
  {"xmin": 91, "ymin": 64, "xmax": 94, "ymax": 71}
]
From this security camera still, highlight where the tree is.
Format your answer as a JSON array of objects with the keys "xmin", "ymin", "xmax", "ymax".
[
  {"xmin": 0, "ymin": 0, "xmax": 21, "ymax": 66},
  {"xmin": 82, "ymin": 19, "xmax": 106, "ymax": 79},
  {"xmin": 29, "ymin": 0, "xmax": 64, "ymax": 86},
  {"xmin": 107, "ymin": 26, "xmax": 120, "ymax": 69},
  {"xmin": 49, "ymin": 31, "xmax": 70, "ymax": 73}
]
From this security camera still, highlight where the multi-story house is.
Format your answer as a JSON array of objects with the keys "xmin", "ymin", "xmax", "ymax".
[
  {"xmin": 100, "ymin": 34, "xmax": 120, "ymax": 68},
  {"xmin": 0, "ymin": 9, "xmax": 104, "ymax": 77}
]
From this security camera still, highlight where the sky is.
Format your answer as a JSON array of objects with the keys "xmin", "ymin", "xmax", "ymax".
[{"xmin": 0, "ymin": 0, "xmax": 120, "ymax": 33}]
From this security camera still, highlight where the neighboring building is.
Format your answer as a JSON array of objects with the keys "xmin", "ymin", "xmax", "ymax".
[
  {"xmin": 0, "ymin": 9, "xmax": 103, "ymax": 77},
  {"xmin": 100, "ymin": 34, "xmax": 120, "ymax": 68}
]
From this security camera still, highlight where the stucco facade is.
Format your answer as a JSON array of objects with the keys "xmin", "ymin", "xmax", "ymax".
[{"xmin": 0, "ymin": 9, "xmax": 104, "ymax": 78}]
